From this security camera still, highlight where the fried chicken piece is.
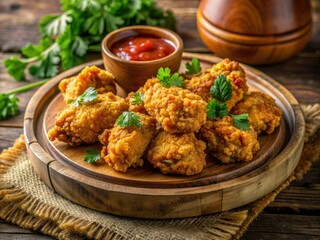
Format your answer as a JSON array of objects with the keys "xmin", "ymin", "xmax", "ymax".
[
  {"xmin": 185, "ymin": 71, "xmax": 216, "ymax": 102},
  {"xmin": 144, "ymin": 82, "xmax": 207, "ymax": 133},
  {"xmin": 59, "ymin": 66, "xmax": 116, "ymax": 104},
  {"xmin": 147, "ymin": 130, "xmax": 206, "ymax": 175},
  {"xmin": 200, "ymin": 116, "xmax": 260, "ymax": 163},
  {"xmin": 231, "ymin": 92, "xmax": 282, "ymax": 134},
  {"xmin": 126, "ymin": 78, "xmax": 160, "ymax": 114},
  {"xmin": 181, "ymin": 68, "xmax": 210, "ymax": 80},
  {"xmin": 126, "ymin": 90, "xmax": 148, "ymax": 114},
  {"xmin": 185, "ymin": 59, "xmax": 248, "ymax": 109},
  {"xmin": 100, "ymin": 114, "xmax": 157, "ymax": 173},
  {"xmin": 48, "ymin": 93, "xmax": 128, "ymax": 146}
]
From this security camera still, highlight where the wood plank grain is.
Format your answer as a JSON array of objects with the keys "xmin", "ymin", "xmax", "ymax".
[
  {"xmin": 0, "ymin": 0, "xmax": 61, "ymax": 52},
  {"xmin": 0, "ymin": 233, "xmax": 54, "ymax": 240},
  {"xmin": 0, "ymin": 127, "xmax": 23, "ymax": 152},
  {"xmin": 268, "ymin": 160, "xmax": 320, "ymax": 211},
  {"xmin": 0, "ymin": 220, "xmax": 38, "ymax": 234},
  {"xmin": 243, "ymin": 213, "xmax": 320, "ymax": 239}
]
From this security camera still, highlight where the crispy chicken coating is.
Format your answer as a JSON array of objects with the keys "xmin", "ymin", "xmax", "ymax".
[
  {"xmin": 59, "ymin": 66, "xmax": 116, "ymax": 104},
  {"xmin": 185, "ymin": 71, "xmax": 215, "ymax": 102},
  {"xmin": 185, "ymin": 59, "xmax": 248, "ymax": 110},
  {"xmin": 200, "ymin": 116, "xmax": 260, "ymax": 163},
  {"xmin": 126, "ymin": 90, "xmax": 148, "ymax": 114},
  {"xmin": 126, "ymin": 78, "xmax": 160, "ymax": 114},
  {"xmin": 144, "ymin": 82, "xmax": 207, "ymax": 133},
  {"xmin": 100, "ymin": 114, "xmax": 157, "ymax": 173},
  {"xmin": 147, "ymin": 130, "xmax": 206, "ymax": 175},
  {"xmin": 48, "ymin": 93, "xmax": 128, "ymax": 146},
  {"xmin": 231, "ymin": 92, "xmax": 282, "ymax": 134}
]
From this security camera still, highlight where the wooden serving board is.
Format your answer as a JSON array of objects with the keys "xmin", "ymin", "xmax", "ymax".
[{"xmin": 24, "ymin": 53, "xmax": 305, "ymax": 219}]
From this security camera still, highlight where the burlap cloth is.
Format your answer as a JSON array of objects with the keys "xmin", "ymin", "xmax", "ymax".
[{"xmin": 0, "ymin": 104, "xmax": 319, "ymax": 240}]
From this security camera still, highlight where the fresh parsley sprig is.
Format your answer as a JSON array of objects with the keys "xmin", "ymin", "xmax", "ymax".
[
  {"xmin": 131, "ymin": 92, "xmax": 144, "ymax": 105},
  {"xmin": 207, "ymin": 74, "xmax": 250, "ymax": 130},
  {"xmin": 70, "ymin": 87, "xmax": 97, "ymax": 107},
  {"xmin": 185, "ymin": 58, "xmax": 202, "ymax": 75},
  {"xmin": 0, "ymin": 79, "xmax": 49, "ymax": 120},
  {"xmin": 3, "ymin": 0, "xmax": 176, "ymax": 81},
  {"xmin": 230, "ymin": 113, "xmax": 250, "ymax": 130},
  {"xmin": 116, "ymin": 112, "xmax": 142, "ymax": 128},
  {"xmin": 210, "ymin": 74, "xmax": 232, "ymax": 102},
  {"xmin": 84, "ymin": 148, "xmax": 101, "ymax": 163},
  {"xmin": 157, "ymin": 67, "xmax": 184, "ymax": 88},
  {"xmin": 206, "ymin": 100, "xmax": 228, "ymax": 119}
]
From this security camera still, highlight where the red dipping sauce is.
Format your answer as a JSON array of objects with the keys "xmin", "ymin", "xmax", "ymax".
[{"xmin": 111, "ymin": 35, "xmax": 175, "ymax": 61}]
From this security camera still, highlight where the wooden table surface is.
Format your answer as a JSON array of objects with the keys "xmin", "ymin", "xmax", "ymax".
[{"xmin": 0, "ymin": 0, "xmax": 319, "ymax": 239}]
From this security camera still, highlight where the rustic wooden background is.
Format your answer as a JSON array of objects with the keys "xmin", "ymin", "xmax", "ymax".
[{"xmin": 0, "ymin": 0, "xmax": 319, "ymax": 239}]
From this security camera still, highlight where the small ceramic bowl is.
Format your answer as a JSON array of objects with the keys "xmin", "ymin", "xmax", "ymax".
[{"xmin": 101, "ymin": 25, "xmax": 183, "ymax": 92}]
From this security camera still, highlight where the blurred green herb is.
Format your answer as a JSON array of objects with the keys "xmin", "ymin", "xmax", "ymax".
[
  {"xmin": 84, "ymin": 148, "xmax": 101, "ymax": 163},
  {"xmin": 3, "ymin": 0, "xmax": 176, "ymax": 81},
  {"xmin": 230, "ymin": 113, "xmax": 250, "ymax": 130},
  {"xmin": 131, "ymin": 92, "xmax": 144, "ymax": 105},
  {"xmin": 0, "ymin": 80, "xmax": 48, "ymax": 120},
  {"xmin": 185, "ymin": 58, "xmax": 202, "ymax": 75}
]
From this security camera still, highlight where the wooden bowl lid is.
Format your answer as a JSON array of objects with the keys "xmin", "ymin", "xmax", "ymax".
[{"xmin": 199, "ymin": 0, "xmax": 312, "ymax": 35}]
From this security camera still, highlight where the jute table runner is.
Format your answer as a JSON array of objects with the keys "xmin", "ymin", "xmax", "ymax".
[{"xmin": 0, "ymin": 104, "xmax": 319, "ymax": 240}]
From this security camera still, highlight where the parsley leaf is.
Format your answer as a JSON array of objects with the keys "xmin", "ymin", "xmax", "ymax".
[
  {"xmin": 210, "ymin": 74, "xmax": 232, "ymax": 102},
  {"xmin": 230, "ymin": 113, "xmax": 250, "ymax": 130},
  {"xmin": 0, "ymin": 94, "xmax": 19, "ymax": 120},
  {"xmin": 116, "ymin": 112, "xmax": 142, "ymax": 128},
  {"xmin": 84, "ymin": 148, "xmax": 101, "ymax": 163},
  {"xmin": 131, "ymin": 92, "xmax": 144, "ymax": 105},
  {"xmin": 3, "ymin": 57, "xmax": 28, "ymax": 81},
  {"xmin": 206, "ymin": 100, "xmax": 228, "ymax": 119},
  {"xmin": 21, "ymin": 38, "xmax": 52, "ymax": 58},
  {"xmin": 43, "ymin": 10, "xmax": 72, "ymax": 37},
  {"xmin": 84, "ymin": 8, "xmax": 124, "ymax": 35},
  {"xmin": 76, "ymin": 0, "xmax": 100, "ymax": 11},
  {"xmin": 185, "ymin": 58, "xmax": 202, "ymax": 75},
  {"xmin": 29, "ymin": 46, "xmax": 60, "ymax": 78},
  {"xmin": 57, "ymin": 26, "xmax": 88, "ymax": 70},
  {"xmin": 70, "ymin": 87, "xmax": 97, "ymax": 107},
  {"xmin": 157, "ymin": 67, "xmax": 184, "ymax": 88},
  {"xmin": 0, "ymin": 80, "xmax": 49, "ymax": 121}
]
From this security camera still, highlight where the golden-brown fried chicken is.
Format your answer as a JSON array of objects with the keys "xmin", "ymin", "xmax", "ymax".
[
  {"xmin": 126, "ymin": 78, "xmax": 160, "ymax": 114},
  {"xmin": 59, "ymin": 66, "xmax": 116, "ymax": 104},
  {"xmin": 185, "ymin": 59, "xmax": 248, "ymax": 110},
  {"xmin": 100, "ymin": 114, "xmax": 157, "ymax": 173},
  {"xmin": 231, "ymin": 92, "xmax": 282, "ymax": 134},
  {"xmin": 144, "ymin": 82, "xmax": 207, "ymax": 133},
  {"xmin": 48, "ymin": 93, "xmax": 128, "ymax": 146},
  {"xmin": 126, "ymin": 90, "xmax": 148, "ymax": 114},
  {"xmin": 200, "ymin": 116, "xmax": 260, "ymax": 163},
  {"xmin": 185, "ymin": 71, "xmax": 215, "ymax": 102},
  {"xmin": 147, "ymin": 130, "xmax": 206, "ymax": 175}
]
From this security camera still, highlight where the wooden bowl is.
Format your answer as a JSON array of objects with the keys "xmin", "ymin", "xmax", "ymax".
[
  {"xmin": 24, "ymin": 53, "xmax": 305, "ymax": 219},
  {"xmin": 197, "ymin": 0, "xmax": 312, "ymax": 65},
  {"xmin": 101, "ymin": 25, "xmax": 183, "ymax": 92}
]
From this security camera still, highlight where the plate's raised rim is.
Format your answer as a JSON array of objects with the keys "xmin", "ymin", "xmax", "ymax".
[{"xmin": 24, "ymin": 53, "xmax": 305, "ymax": 218}]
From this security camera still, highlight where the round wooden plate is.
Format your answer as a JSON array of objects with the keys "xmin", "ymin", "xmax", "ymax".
[{"xmin": 24, "ymin": 53, "xmax": 305, "ymax": 219}]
